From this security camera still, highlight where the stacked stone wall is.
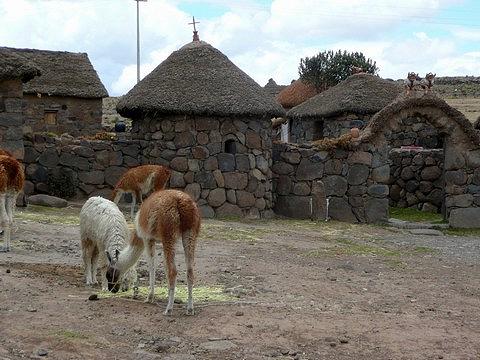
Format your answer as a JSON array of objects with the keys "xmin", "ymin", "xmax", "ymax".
[
  {"xmin": 385, "ymin": 116, "xmax": 441, "ymax": 148},
  {"xmin": 131, "ymin": 115, "xmax": 273, "ymax": 219},
  {"xmin": 23, "ymin": 94, "xmax": 103, "ymax": 137},
  {"xmin": 272, "ymin": 142, "xmax": 390, "ymax": 223},
  {"xmin": 290, "ymin": 113, "xmax": 371, "ymax": 143},
  {"xmin": 0, "ymin": 79, "xmax": 25, "ymax": 159},
  {"xmin": 389, "ymin": 149, "xmax": 444, "ymax": 212}
]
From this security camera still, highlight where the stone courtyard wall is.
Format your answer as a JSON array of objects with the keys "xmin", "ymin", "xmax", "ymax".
[
  {"xmin": 0, "ymin": 79, "xmax": 25, "ymax": 159},
  {"xmin": 272, "ymin": 141, "xmax": 390, "ymax": 223},
  {"xmin": 385, "ymin": 116, "xmax": 441, "ymax": 148},
  {"xmin": 389, "ymin": 148, "xmax": 444, "ymax": 213}
]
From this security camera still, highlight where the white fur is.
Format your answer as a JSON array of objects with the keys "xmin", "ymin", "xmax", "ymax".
[{"xmin": 80, "ymin": 196, "xmax": 133, "ymax": 290}]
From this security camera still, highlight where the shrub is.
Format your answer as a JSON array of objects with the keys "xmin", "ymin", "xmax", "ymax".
[{"xmin": 47, "ymin": 168, "xmax": 76, "ymax": 199}]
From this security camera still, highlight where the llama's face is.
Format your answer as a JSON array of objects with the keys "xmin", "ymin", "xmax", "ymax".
[
  {"xmin": 106, "ymin": 265, "xmax": 121, "ymax": 293},
  {"xmin": 105, "ymin": 250, "xmax": 121, "ymax": 293},
  {"xmin": 407, "ymin": 72, "xmax": 417, "ymax": 81}
]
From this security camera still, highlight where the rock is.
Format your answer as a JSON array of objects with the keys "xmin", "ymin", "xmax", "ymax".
[
  {"xmin": 174, "ymin": 132, "xmax": 195, "ymax": 148},
  {"xmin": 444, "ymin": 150, "xmax": 465, "ymax": 170},
  {"xmin": 207, "ymin": 188, "xmax": 226, "ymax": 207},
  {"xmin": 271, "ymin": 162, "xmax": 294, "ymax": 175},
  {"xmin": 236, "ymin": 191, "xmax": 255, "ymax": 207},
  {"xmin": 329, "ymin": 197, "xmax": 357, "ymax": 222},
  {"xmin": 274, "ymin": 195, "xmax": 312, "ymax": 219},
  {"xmin": 324, "ymin": 159, "xmax": 342, "ymax": 175},
  {"xmin": 170, "ymin": 157, "xmax": 188, "ymax": 172},
  {"xmin": 235, "ymin": 154, "xmax": 250, "ymax": 172},
  {"xmin": 28, "ymin": 194, "xmax": 67, "ymax": 208},
  {"xmin": 445, "ymin": 194, "xmax": 473, "ymax": 208},
  {"xmin": 200, "ymin": 340, "xmax": 237, "ymax": 351},
  {"xmin": 323, "ymin": 176, "xmax": 347, "ymax": 196},
  {"xmin": 88, "ymin": 294, "xmax": 99, "ymax": 301},
  {"xmin": 365, "ymin": 198, "xmax": 388, "ymax": 223},
  {"xmin": 215, "ymin": 203, "xmax": 243, "ymax": 217},
  {"xmin": 195, "ymin": 171, "xmax": 216, "ymax": 189},
  {"xmin": 200, "ymin": 205, "xmax": 215, "ymax": 218},
  {"xmin": 281, "ymin": 152, "xmax": 301, "ymax": 164},
  {"xmin": 296, "ymin": 159, "xmax": 323, "ymax": 181},
  {"xmin": 235, "ymin": 311, "xmax": 244, "ymax": 316},
  {"xmin": 367, "ymin": 184, "xmax": 389, "ymax": 198},
  {"xmin": 38, "ymin": 148, "xmax": 59, "ymax": 167},
  {"xmin": 421, "ymin": 166, "xmax": 442, "ymax": 181},
  {"xmin": 275, "ymin": 176, "xmax": 292, "ymax": 195},
  {"xmin": 170, "ymin": 171, "xmax": 186, "ymax": 188},
  {"xmin": 445, "ymin": 170, "xmax": 467, "ymax": 186},
  {"xmin": 400, "ymin": 167, "xmax": 414, "ymax": 180},
  {"xmin": 347, "ymin": 164, "xmax": 369, "ymax": 185},
  {"xmin": 37, "ymin": 349, "xmax": 48, "ymax": 357},
  {"xmin": 223, "ymin": 172, "xmax": 248, "ymax": 190},
  {"xmin": 204, "ymin": 157, "xmax": 218, "ymax": 171},
  {"xmin": 78, "ymin": 171, "xmax": 104, "ymax": 185},
  {"xmin": 347, "ymin": 151, "xmax": 372, "ymax": 166},
  {"xmin": 421, "ymin": 203, "xmax": 438, "ymax": 213},
  {"xmin": 449, "ymin": 207, "xmax": 480, "ymax": 228},
  {"xmin": 104, "ymin": 166, "xmax": 126, "ymax": 187},
  {"xmin": 371, "ymin": 165, "xmax": 390, "ymax": 183},
  {"xmin": 217, "ymin": 153, "xmax": 235, "ymax": 172},
  {"xmin": 311, "ymin": 181, "xmax": 327, "ymax": 221},
  {"xmin": 245, "ymin": 130, "xmax": 261, "ymax": 149},
  {"xmin": 292, "ymin": 182, "xmax": 310, "ymax": 196}
]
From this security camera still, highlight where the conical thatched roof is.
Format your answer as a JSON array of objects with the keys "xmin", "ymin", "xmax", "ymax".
[
  {"xmin": 264, "ymin": 78, "xmax": 287, "ymax": 98},
  {"xmin": 287, "ymin": 73, "xmax": 402, "ymax": 119},
  {"xmin": 0, "ymin": 47, "xmax": 108, "ymax": 98},
  {"xmin": 276, "ymin": 80, "xmax": 318, "ymax": 109},
  {"xmin": 117, "ymin": 41, "xmax": 285, "ymax": 119},
  {"xmin": 0, "ymin": 48, "xmax": 40, "ymax": 82}
]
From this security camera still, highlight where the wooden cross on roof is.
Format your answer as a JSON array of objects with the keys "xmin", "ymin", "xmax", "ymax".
[{"xmin": 188, "ymin": 16, "xmax": 200, "ymax": 41}]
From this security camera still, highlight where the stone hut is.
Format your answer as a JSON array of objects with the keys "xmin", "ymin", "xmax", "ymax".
[
  {"xmin": 0, "ymin": 48, "xmax": 40, "ymax": 159},
  {"xmin": 0, "ymin": 47, "xmax": 108, "ymax": 137},
  {"xmin": 361, "ymin": 94, "xmax": 480, "ymax": 227},
  {"xmin": 117, "ymin": 40, "xmax": 285, "ymax": 218},
  {"xmin": 273, "ymin": 80, "xmax": 318, "ymax": 142},
  {"xmin": 287, "ymin": 74, "xmax": 402, "ymax": 142}
]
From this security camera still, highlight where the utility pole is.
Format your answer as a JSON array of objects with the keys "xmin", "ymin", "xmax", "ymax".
[{"xmin": 135, "ymin": 0, "xmax": 147, "ymax": 83}]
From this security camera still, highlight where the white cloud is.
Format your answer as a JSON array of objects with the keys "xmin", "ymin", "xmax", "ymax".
[{"xmin": 0, "ymin": 0, "xmax": 477, "ymax": 96}]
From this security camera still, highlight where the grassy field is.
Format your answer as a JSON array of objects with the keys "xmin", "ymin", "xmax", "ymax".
[{"xmin": 444, "ymin": 98, "xmax": 480, "ymax": 123}]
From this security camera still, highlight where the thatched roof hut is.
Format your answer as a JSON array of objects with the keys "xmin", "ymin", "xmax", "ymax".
[
  {"xmin": 0, "ymin": 48, "xmax": 40, "ymax": 82},
  {"xmin": 276, "ymin": 80, "xmax": 318, "ymax": 109},
  {"xmin": 117, "ymin": 41, "xmax": 285, "ymax": 119},
  {"xmin": 264, "ymin": 78, "xmax": 287, "ymax": 98},
  {"xmin": 0, "ymin": 47, "xmax": 108, "ymax": 98},
  {"xmin": 288, "ymin": 73, "xmax": 402, "ymax": 119}
]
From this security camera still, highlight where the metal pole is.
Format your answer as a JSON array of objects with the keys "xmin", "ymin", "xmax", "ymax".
[{"xmin": 136, "ymin": 0, "xmax": 140, "ymax": 83}]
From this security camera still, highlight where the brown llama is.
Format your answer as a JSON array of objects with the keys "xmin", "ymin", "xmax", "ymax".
[
  {"xmin": 112, "ymin": 165, "xmax": 171, "ymax": 218},
  {"xmin": 0, "ymin": 155, "xmax": 24, "ymax": 252},
  {"xmin": 135, "ymin": 190, "xmax": 201, "ymax": 315}
]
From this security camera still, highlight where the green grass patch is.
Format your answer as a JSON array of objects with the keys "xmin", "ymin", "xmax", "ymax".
[
  {"xmin": 98, "ymin": 285, "xmax": 235, "ymax": 303},
  {"xmin": 444, "ymin": 228, "xmax": 480, "ymax": 237},
  {"xmin": 412, "ymin": 246, "xmax": 437, "ymax": 254},
  {"xmin": 389, "ymin": 207, "xmax": 444, "ymax": 223},
  {"xmin": 51, "ymin": 330, "xmax": 89, "ymax": 340},
  {"xmin": 17, "ymin": 205, "xmax": 80, "ymax": 225}
]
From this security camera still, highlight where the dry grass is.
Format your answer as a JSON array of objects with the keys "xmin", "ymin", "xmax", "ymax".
[{"xmin": 444, "ymin": 98, "xmax": 480, "ymax": 123}]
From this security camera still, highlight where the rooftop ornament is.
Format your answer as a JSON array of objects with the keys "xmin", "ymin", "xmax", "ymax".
[{"xmin": 188, "ymin": 16, "xmax": 200, "ymax": 42}]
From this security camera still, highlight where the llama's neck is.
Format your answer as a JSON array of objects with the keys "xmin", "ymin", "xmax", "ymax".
[{"xmin": 116, "ymin": 233, "xmax": 144, "ymax": 274}]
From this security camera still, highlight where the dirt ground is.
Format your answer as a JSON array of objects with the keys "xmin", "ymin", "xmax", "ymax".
[{"xmin": 1, "ymin": 205, "xmax": 479, "ymax": 360}]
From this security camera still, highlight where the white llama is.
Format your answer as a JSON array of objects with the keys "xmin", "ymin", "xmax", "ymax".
[{"xmin": 79, "ymin": 196, "xmax": 143, "ymax": 292}]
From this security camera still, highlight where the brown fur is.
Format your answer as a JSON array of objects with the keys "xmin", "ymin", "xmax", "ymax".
[
  {"xmin": 0, "ymin": 155, "xmax": 24, "ymax": 193},
  {"xmin": 136, "ymin": 189, "xmax": 201, "ymax": 315},
  {"xmin": 112, "ymin": 165, "xmax": 171, "ymax": 204},
  {"xmin": 0, "ymin": 149, "xmax": 13, "ymax": 157}
]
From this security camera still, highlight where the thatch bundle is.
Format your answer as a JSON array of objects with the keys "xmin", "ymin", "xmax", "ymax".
[
  {"xmin": 117, "ymin": 41, "xmax": 285, "ymax": 119},
  {"xmin": 311, "ymin": 133, "xmax": 354, "ymax": 151},
  {"xmin": 275, "ymin": 80, "xmax": 318, "ymax": 109},
  {"xmin": 0, "ymin": 48, "xmax": 40, "ymax": 82},
  {"xmin": 287, "ymin": 73, "xmax": 402, "ymax": 119},
  {"xmin": 0, "ymin": 47, "xmax": 108, "ymax": 98}
]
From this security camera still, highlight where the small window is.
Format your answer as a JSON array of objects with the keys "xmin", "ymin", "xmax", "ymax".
[
  {"xmin": 44, "ymin": 110, "xmax": 57, "ymax": 125},
  {"xmin": 225, "ymin": 139, "xmax": 237, "ymax": 154},
  {"xmin": 313, "ymin": 120, "xmax": 324, "ymax": 140}
]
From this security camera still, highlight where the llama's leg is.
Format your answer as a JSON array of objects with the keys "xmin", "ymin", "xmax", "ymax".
[
  {"xmin": 145, "ymin": 239, "xmax": 156, "ymax": 303},
  {"xmin": 98, "ymin": 254, "xmax": 108, "ymax": 291},
  {"xmin": 130, "ymin": 193, "xmax": 137, "ymax": 219},
  {"xmin": 182, "ymin": 230, "xmax": 196, "ymax": 315},
  {"xmin": 163, "ymin": 241, "xmax": 177, "ymax": 316},
  {"xmin": 6, "ymin": 193, "xmax": 17, "ymax": 232},
  {"xmin": 0, "ymin": 194, "xmax": 10, "ymax": 252},
  {"xmin": 81, "ymin": 240, "xmax": 94, "ymax": 285},
  {"xmin": 91, "ymin": 246, "xmax": 99, "ymax": 285},
  {"xmin": 113, "ymin": 190, "xmax": 123, "ymax": 205}
]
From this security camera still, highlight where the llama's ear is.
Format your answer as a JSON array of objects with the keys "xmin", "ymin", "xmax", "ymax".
[
  {"xmin": 106, "ymin": 251, "xmax": 112, "ymax": 264},
  {"xmin": 115, "ymin": 249, "xmax": 120, "ymax": 260}
]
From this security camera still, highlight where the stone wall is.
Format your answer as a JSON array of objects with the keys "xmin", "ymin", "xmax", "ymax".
[
  {"xmin": 23, "ymin": 134, "xmax": 142, "ymax": 199},
  {"xmin": 131, "ymin": 115, "xmax": 273, "ymax": 219},
  {"xmin": 385, "ymin": 116, "xmax": 442, "ymax": 148},
  {"xmin": 23, "ymin": 94, "xmax": 103, "ymax": 137},
  {"xmin": 389, "ymin": 148, "xmax": 444, "ymax": 213},
  {"xmin": 0, "ymin": 79, "xmax": 24, "ymax": 159},
  {"xmin": 102, "ymin": 96, "xmax": 130, "ymax": 131},
  {"xmin": 272, "ymin": 141, "xmax": 390, "ymax": 223},
  {"xmin": 290, "ymin": 113, "xmax": 371, "ymax": 143}
]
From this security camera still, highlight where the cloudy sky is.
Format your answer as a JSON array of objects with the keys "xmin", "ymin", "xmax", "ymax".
[{"xmin": 1, "ymin": 0, "xmax": 479, "ymax": 96}]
